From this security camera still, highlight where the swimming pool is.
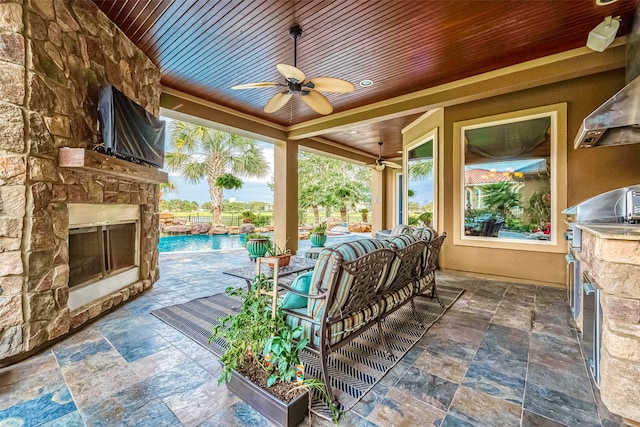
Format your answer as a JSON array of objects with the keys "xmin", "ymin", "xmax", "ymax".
[
  {"xmin": 158, "ymin": 233, "xmax": 368, "ymax": 253},
  {"xmin": 158, "ymin": 234, "xmax": 249, "ymax": 252}
]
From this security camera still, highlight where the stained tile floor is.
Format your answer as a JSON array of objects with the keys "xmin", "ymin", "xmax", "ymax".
[{"xmin": 0, "ymin": 248, "xmax": 629, "ymax": 426}]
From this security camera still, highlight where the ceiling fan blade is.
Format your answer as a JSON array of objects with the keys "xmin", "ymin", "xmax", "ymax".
[
  {"xmin": 231, "ymin": 82, "xmax": 279, "ymax": 89},
  {"xmin": 300, "ymin": 90, "xmax": 333, "ymax": 115},
  {"xmin": 382, "ymin": 161, "xmax": 402, "ymax": 169},
  {"xmin": 276, "ymin": 64, "xmax": 305, "ymax": 83},
  {"xmin": 365, "ymin": 162, "xmax": 386, "ymax": 171},
  {"xmin": 264, "ymin": 92, "xmax": 292, "ymax": 113},
  {"xmin": 307, "ymin": 77, "xmax": 355, "ymax": 93}
]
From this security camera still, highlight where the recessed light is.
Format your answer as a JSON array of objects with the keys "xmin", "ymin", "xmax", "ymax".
[
  {"xmin": 347, "ymin": 130, "xmax": 359, "ymax": 135},
  {"xmin": 595, "ymin": 0, "xmax": 618, "ymax": 5},
  {"xmin": 359, "ymin": 79, "xmax": 374, "ymax": 87}
]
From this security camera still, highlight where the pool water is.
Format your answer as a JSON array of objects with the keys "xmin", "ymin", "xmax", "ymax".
[
  {"xmin": 158, "ymin": 234, "xmax": 249, "ymax": 252},
  {"xmin": 158, "ymin": 233, "xmax": 369, "ymax": 253}
]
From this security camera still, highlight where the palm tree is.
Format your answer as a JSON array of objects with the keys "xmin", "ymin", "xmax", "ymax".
[
  {"xmin": 408, "ymin": 159, "xmax": 433, "ymax": 179},
  {"xmin": 297, "ymin": 151, "xmax": 371, "ymax": 223},
  {"xmin": 299, "ymin": 184, "xmax": 326, "ymax": 225},
  {"xmin": 164, "ymin": 122, "xmax": 269, "ymax": 224},
  {"xmin": 481, "ymin": 182, "xmax": 520, "ymax": 219}
]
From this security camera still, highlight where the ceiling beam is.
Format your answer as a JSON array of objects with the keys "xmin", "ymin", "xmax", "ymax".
[{"xmin": 161, "ymin": 89, "xmax": 287, "ymax": 143}]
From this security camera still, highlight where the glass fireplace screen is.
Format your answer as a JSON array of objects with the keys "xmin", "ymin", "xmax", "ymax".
[{"xmin": 68, "ymin": 222, "xmax": 136, "ymax": 287}]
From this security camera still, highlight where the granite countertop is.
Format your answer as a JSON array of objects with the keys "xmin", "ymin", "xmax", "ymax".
[{"xmin": 577, "ymin": 224, "xmax": 640, "ymax": 240}]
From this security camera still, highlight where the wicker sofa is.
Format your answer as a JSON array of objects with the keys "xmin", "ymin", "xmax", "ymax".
[{"xmin": 279, "ymin": 231, "xmax": 446, "ymax": 405}]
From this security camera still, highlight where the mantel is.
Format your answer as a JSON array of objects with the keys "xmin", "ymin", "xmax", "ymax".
[{"xmin": 58, "ymin": 148, "xmax": 168, "ymax": 184}]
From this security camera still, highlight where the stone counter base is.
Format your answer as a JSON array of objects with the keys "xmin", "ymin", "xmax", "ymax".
[{"xmin": 580, "ymin": 230, "xmax": 640, "ymax": 423}]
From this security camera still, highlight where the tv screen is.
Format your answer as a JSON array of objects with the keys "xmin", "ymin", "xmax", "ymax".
[{"xmin": 98, "ymin": 85, "xmax": 165, "ymax": 168}]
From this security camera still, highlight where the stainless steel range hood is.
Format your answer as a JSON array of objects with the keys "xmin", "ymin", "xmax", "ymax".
[{"xmin": 574, "ymin": 74, "xmax": 640, "ymax": 148}]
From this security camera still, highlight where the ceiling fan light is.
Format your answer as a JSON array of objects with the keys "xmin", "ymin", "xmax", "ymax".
[{"xmin": 375, "ymin": 164, "xmax": 385, "ymax": 171}]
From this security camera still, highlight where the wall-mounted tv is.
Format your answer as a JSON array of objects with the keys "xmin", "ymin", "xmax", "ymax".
[{"xmin": 98, "ymin": 85, "xmax": 165, "ymax": 168}]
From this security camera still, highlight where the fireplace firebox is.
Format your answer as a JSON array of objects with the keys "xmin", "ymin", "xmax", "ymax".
[
  {"xmin": 69, "ymin": 223, "xmax": 137, "ymax": 287},
  {"xmin": 67, "ymin": 204, "xmax": 141, "ymax": 311}
]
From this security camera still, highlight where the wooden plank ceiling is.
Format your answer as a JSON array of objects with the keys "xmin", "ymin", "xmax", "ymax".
[{"xmin": 93, "ymin": 0, "xmax": 636, "ymax": 159}]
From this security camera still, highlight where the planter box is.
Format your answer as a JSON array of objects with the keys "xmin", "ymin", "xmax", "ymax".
[{"xmin": 227, "ymin": 369, "xmax": 309, "ymax": 427}]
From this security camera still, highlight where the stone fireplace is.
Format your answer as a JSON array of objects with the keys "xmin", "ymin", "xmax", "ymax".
[{"xmin": 0, "ymin": 0, "xmax": 165, "ymax": 365}]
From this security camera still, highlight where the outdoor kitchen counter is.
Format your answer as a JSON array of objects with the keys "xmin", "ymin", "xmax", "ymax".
[
  {"xmin": 577, "ymin": 224, "xmax": 640, "ymax": 240},
  {"xmin": 575, "ymin": 226, "xmax": 640, "ymax": 424}
]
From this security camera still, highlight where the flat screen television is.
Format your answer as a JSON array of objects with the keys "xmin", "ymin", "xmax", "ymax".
[{"xmin": 97, "ymin": 85, "xmax": 165, "ymax": 168}]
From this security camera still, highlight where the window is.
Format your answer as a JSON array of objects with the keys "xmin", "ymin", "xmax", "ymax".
[
  {"xmin": 404, "ymin": 128, "xmax": 437, "ymax": 228},
  {"xmin": 395, "ymin": 171, "xmax": 404, "ymax": 224},
  {"xmin": 453, "ymin": 104, "xmax": 567, "ymax": 252}
]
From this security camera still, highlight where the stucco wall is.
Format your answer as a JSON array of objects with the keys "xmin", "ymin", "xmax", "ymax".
[{"xmin": 437, "ymin": 69, "xmax": 640, "ymax": 285}]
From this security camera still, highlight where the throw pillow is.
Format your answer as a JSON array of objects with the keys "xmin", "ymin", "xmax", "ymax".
[{"xmin": 281, "ymin": 271, "xmax": 314, "ymax": 309}]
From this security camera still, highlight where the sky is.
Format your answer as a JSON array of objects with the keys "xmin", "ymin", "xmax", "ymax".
[{"xmin": 161, "ymin": 117, "xmax": 275, "ymax": 204}]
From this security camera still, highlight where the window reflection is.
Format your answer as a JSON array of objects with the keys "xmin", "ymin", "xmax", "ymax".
[
  {"xmin": 407, "ymin": 139, "xmax": 434, "ymax": 227},
  {"xmin": 463, "ymin": 116, "xmax": 552, "ymax": 241}
]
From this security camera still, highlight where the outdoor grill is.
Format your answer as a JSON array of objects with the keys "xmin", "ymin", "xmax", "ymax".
[{"xmin": 562, "ymin": 184, "xmax": 640, "ymax": 385}]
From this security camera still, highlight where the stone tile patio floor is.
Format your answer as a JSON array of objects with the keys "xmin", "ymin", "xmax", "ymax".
[{"xmin": 0, "ymin": 248, "xmax": 628, "ymax": 426}]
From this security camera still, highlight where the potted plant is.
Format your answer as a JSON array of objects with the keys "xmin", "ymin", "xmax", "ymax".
[
  {"xmin": 210, "ymin": 275, "xmax": 339, "ymax": 426},
  {"xmin": 265, "ymin": 239, "xmax": 291, "ymax": 268},
  {"xmin": 309, "ymin": 222, "xmax": 327, "ymax": 247},
  {"xmin": 245, "ymin": 233, "xmax": 270, "ymax": 259}
]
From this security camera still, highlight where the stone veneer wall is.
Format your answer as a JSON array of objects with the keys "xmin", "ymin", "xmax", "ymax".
[
  {"xmin": 579, "ymin": 230, "xmax": 640, "ymax": 423},
  {"xmin": 0, "ymin": 0, "xmax": 162, "ymax": 364}
]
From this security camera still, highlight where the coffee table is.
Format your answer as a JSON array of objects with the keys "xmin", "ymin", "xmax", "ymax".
[{"xmin": 223, "ymin": 256, "xmax": 316, "ymax": 290}]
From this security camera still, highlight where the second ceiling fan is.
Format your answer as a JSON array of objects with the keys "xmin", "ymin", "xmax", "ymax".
[
  {"xmin": 367, "ymin": 142, "xmax": 402, "ymax": 171},
  {"xmin": 231, "ymin": 25, "xmax": 354, "ymax": 115}
]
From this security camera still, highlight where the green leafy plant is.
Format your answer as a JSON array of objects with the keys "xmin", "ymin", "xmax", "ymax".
[
  {"xmin": 210, "ymin": 273, "xmax": 341, "ymax": 424},
  {"xmin": 359, "ymin": 208, "xmax": 369, "ymax": 222},
  {"xmin": 215, "ymin": 173, "xmax": 244, "ymax": 190},
  {"xmin": 209, "ymin": 274, "xmax": 276, "ymax": 384},
  {"xmin": 263, "ymin": 325, "xmax": 308, "ymax": 387},
  {"xmin": 312, "ymin": 221, "xmax": 327, "ymax": 234},
  {"xmin": 241, "ymin": 210, "xmax": 255, "ymax": 223},
  {"xmin": 266, "ymin": 239, "xmax": 290, "ymax": 256},
  {"xmin": 244, "ymin": 233, "xmax": 270, "ymax": 244},
  {"xmin": 418, "ymin": 211, "xmax": 432, "ymax": 225},
  {"xmin": 252, "ymin": 213, "xmax": 272, "ymax": 228},
  {"xmin": 525, "ymin": 190, "xmax": 551, "ymax": 227}
]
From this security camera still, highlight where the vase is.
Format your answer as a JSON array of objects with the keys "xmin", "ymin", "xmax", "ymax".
[
  {"xmin": 309, "ymin": 233, "xmax": 327, "ymax": 247},
  {"xmin": 226, "ymin": 368, "xmax": 309, "ymax": 427},
  {"xmin": 246, "ymin": 238, "xmax": 269, "ymax": 259}
]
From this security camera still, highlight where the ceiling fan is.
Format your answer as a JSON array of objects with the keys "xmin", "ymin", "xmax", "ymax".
[
  {"xmin": 231, "ymin": 25, "xmax": 354, "ymax": 115},
  {"xmin": 367, "ymin": 142, "xmax": 402, "ymax": 171}
]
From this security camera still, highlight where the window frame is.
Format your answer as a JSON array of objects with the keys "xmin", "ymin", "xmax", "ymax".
[
  {"xmin": 403, "ymin": 128, "xmax": 438, "ymax": 228},
  {"xmin": 452, "ymin": 103, "xmax": 567, "ymax": 253}
]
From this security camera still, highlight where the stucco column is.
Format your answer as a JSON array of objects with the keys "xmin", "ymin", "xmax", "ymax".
[
  {"xmin": 273, "ymin": 140, "xmax": 299, "ymax": 254},
  {"xmin": 371, "ymin": 169, "xmax": 386, "ymax": 235}
]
